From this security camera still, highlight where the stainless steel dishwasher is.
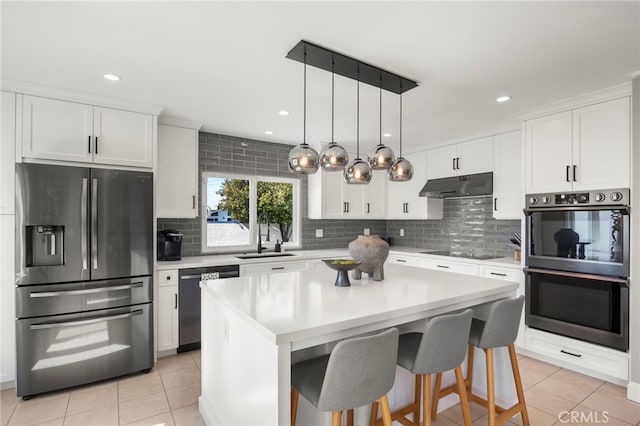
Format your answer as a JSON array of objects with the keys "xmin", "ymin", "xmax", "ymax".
[{"xmin": 178, "ymin": 265, "xmax": 240, "ymax": 352}]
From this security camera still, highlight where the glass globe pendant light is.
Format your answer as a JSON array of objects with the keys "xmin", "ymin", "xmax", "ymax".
[
  {"xmin": 344, "ymin": 69, "xmax": 372, "ymax": 185},
  {"xmin": 388, "ymin": 88, "xmax": 413, "ymax": 182},
  {"xmin": 288, "ymin": 48, "xmax": 320, "ymax": 174},
  {"xmin": 368, "ymin": 76, "xmax": 395, "ymax": 169},
  {"xmin": 319, "ymin": 61, "xmax": 348, "ymax": 171}
]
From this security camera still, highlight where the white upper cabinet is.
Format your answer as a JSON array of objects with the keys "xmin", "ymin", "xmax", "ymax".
[
  {"xmin": 308, "ymin": 154, "xmax": 387, "ymax": 219},
  {"xmin": 93, "ymin": 107, "xmax": 153, "ymax": 168},
  {"xmin": 157, "ymin": 123, "xmax": 200, "ymax": 218},
  {"xmin": 525, "ymin": 97, "xmax": 630, "ymax": 193},
  {"xmin": 1, "ymin": 91, "xmax": 16, "ymax": 215},
  {"xmin": 427, "ymin": 137, "xmax": 493, "ymax": 179},
  {"xmin": 492, "ymin": 131, "xmax": 522, "ymax": 220},
  {"xmin": 571, "ymin": 98, "xmax": 630, "ymax": 191},
  {"xmin": 22, "ymin": 95, "xmax": 153, "ymax": 168},
  {"xmin": 386, "ymin": 151, "xmax": 443, "ymax": 220}
]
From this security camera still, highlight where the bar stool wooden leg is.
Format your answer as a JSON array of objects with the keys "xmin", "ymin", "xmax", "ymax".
[
  {"xmin": 454, "ymin": 366, "xmax": 472, "ymax": 426},
  {"xmin": 379, "ymin": 395, "xmax": 393, "ymax": 426},
  {"xmin": 509, "ymin": 344, "xmax": 530, "ymax": 426},
  {"xmin": 485, "ymin": 348, "xmax": 496, "ymax": 426},
  {"xmin": 414, "ymin": 374, "xmax": 422, "ymax": 425},
  {"xmin": 431, "ymin": 372, "xmax": 442, "ymax": 420},
  {"xmin": 347, "ymin": 409, "xmax": 354, "ymax": 426},
  {"xmin": 466, "ymin": 344, "xmax": 475, "ymax": 392},
  {"xmin": 332, "ymin": 411, "xmax": 342, "ymax": 426},
  {"xmin": 291, "ymin": 388, "xmax": 299, "ymax": 426},
  {"xmin": 369, "ymin": 401, "xmax": 379, "ymax": 426},
  {"xmin": 422, "ymin": 374, "xmax": 432, "ymax": 426}
]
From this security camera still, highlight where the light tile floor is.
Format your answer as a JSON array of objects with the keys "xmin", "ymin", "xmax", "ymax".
[{"xmin": 2, "ymin": 351, "xmax": 639, "ymax": 425}]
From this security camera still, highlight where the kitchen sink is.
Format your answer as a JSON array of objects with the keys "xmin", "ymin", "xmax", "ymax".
[{"xmin": 235, "ymin": 253, "xmax": 296, "ymax": 259}]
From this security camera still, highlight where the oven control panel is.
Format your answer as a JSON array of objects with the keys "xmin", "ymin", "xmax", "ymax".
[{"xmin": 526, "ymin": 188, "xmax": 629, "ymax": 208}]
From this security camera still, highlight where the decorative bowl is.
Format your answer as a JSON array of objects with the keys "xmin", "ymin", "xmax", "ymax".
[{"xmin": 322, "ymin": 259, "xmax": 362, "ymax": 287}]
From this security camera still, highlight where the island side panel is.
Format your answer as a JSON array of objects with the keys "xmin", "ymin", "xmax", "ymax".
[{"xmin": 200, "ymin": 287, "xmax": 291, "ymax": 426}]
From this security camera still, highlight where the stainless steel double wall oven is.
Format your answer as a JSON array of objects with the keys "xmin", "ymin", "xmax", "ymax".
[
  {"xmin": 524, "ymin": 189, "xmax": 630, "ymax": 351},
  {"xmin": 15, "ymin": 164, "xmax": 154, "ymax": 398}
]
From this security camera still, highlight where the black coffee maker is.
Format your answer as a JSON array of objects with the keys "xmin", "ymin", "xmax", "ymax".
[{"xmin": 157, "ymin": 230, "xmax": 183, "ymax": 261}]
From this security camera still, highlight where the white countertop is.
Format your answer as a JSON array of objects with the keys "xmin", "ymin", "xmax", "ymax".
[
  {"xmin": 157, "ymin": 247, "xmax": 522, "ymax": 271},
  {"xmin": 200, "ymin": 263, "xmax": 518, "ymax": 347}
]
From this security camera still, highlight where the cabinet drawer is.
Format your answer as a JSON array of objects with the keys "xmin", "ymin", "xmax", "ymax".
[
  {"xmin": 240, "ymin": 260, "xmax": 308, "ymax": 276},
  {"xmin": 158, "ymin": 270, "xmax": 179, "ymax": 287},
  {"xmin": 479, "ymin": 266, "xmax": 521, "ymax": 282},
  {"xmin": 525, "ymin": 329, "xmax": 628, "ymax": 381},
  {"xmin": 417, "ymin": 258, "xmax": 478, "ymax": 276},
  {"xmin": 387, "ymin": 255, "xmax": 418, "ymax": 267}
]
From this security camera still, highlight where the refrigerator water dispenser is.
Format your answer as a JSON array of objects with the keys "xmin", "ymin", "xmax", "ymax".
[{"xmin": 25, "ymin": 225, "xmax": 64, "ymax": 266}]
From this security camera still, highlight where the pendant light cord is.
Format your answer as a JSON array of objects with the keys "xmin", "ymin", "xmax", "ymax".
[
  {"xmin": 331, "ymin": 60, "xmax": 335, "ymax": 143},
  {"xmin": 356, "ymin": 67, "xmax": 360, "ymax": 160},
  {"xmin": 399, "ymin": 84, "xmax": 403, "ymax": 158},
  {"xmin": 379, "ymin": 76, "xmax": 382, "ymax": 147},
  {"xmin": 303, "ymin": 49, "xmax": 307, "ymax": 146}
]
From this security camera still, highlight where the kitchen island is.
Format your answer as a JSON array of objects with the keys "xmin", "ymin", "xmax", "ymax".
[{"xmin": 199, "ymin": 262, "xmax": 519, "ymax": 426}]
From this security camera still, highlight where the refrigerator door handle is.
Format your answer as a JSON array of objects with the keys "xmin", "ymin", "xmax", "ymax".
[
  {"xmin": 91, "ymin": 178, "xmax": 98, "ymax": 270},
  {"xmin": 29, "ymin": 282, "xmax": 144, "ymax": 298},
  {"xmin": 29, "ymin": 310, "xmax": 143, "ymax": 330},
  {"xmin": 81, "ymin": 178, "xmax": 88, "ymax": 270}
]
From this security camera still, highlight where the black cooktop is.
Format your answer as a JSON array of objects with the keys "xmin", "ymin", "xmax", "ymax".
[{"xmin": 418, "ymin": 251, "xmax": 503, "ymax": 260}]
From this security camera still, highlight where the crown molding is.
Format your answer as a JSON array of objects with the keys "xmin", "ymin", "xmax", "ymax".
[
  {"xmin": 158, "ymin": 115, "xmax": 204, "ymax": 130},
  {"xmin": 1, "ymin": 78, "xmax": 165, "ymax": 115},
  {"xmin": 515, "ymin": 82, "xmax": 632, "ymax": 121}
]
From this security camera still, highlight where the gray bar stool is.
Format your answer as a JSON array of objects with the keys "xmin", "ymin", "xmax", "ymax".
[
  {"xmin": 370, "ymin": 309, "xmax": 474, "ymax": 426},
  {"xmin": 291, "ymin": 328, "xmax": 399, "ymax": 426},
  {"xmin": 432, "ymin": 296, "xmax": 529, "ymax": 426}
]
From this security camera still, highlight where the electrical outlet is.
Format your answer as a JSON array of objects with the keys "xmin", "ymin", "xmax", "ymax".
[
  {"xmin": 224, "ymin": 318, "xmax": 230, "ymax": 344},
  {"xmin": 364, "ymin": 228, "xmax": 370, "ymax": 236},
  {"xmin": 315, "ymin": 229, "xmax": 323, "ymax": 238},
  {"xmin": 400, "ymin": 228, "xmax": 405, "ymax": 237}
]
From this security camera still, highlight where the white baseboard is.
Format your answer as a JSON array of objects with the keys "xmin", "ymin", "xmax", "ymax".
[
  {"xmin": 0, "ymin": 380, "xmax": 15, "ymax": 391},
  {"xmin": 627, "ymin": 381, "xmax": 640, "ymax": 403}
]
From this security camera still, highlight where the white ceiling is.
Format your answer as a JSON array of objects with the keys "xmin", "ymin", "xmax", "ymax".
[{"xmin": 2, "ymin": 2, "xmax": 639, "ymax": 154}]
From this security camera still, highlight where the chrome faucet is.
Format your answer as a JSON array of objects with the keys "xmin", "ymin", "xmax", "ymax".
[{"xmin": 257, "ymin": 212, "xmax": 270, "ymax": 254}]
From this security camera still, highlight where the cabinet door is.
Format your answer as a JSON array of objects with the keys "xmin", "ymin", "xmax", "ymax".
[
  {"xmin": 416, "ymin": 258, "xmax": 479, "ymax": 276},
  {"xmin": 385, "ymin": 179, "xmax": 408, "ymax": 219},
  {"xmin": 525, "ymin": 111, "xmax": 573, "ymax": 193},
  {"xmin": 426, "ymin": 145, "xmax": 458, "ymax": 179},
  {"xmin": 572, "ymin": 97, "xmax": 630, "ymax": 191},
  {"xmin": 458, "ymin": 137, "xmax": 493, "ymax": 175},
  {"xmin": 1, "ymin": 92, "xmax": 16, "ymax": 214},
  {"xmin": 94, "ymin": 107, "xmax": 153, "ymax": 168},
  {"xmin": 240, "ymin": 260, "xmax": 308, "ymax": 276},
  {"xmin": 362, "ymin": 170, "xmax": 386, "ymax": 218},
  {"xmin": 343, "ymin": 180, "xmax": 365, "ymax": 218},
  {"xmin": 321, "ymin": 171, "xmax": 346, "ymax": 218},
  {"xmin": 492, "ymin": 131, "xmax": 522, "ymax": 220},
  {"xmin": 22, "ymin": 95, "xmax": 93, "ymax": 163},
  {"xmin": 157, "ymin": 284, "xmax": 179, "ymax": 352},
  {"xmin": 157, "ymin": 125, "xmax": 199, "ymax": 218},
  {"xmin": 0, "ymin": 215, "xmax": 16, "ymax": 383}
]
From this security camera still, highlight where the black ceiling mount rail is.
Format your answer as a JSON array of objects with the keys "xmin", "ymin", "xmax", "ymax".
[{"xmin": 286, "ymin": 40, "xmax": 418, "ymax": 95}]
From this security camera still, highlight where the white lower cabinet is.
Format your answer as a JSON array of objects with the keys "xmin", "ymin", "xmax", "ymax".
[
  {"xmin": 525, "ymin": 328, "xmax": 629, "ymax": 382},
  {"xmin": 0, "ymin": 214, "xmax": 15, "ymax": 384},
  {"xmin": 240, "ymin": 260, "xmax": 309, "ymax": 276},
  {"xmin": 387, "ymin": 254, "xmax": 420, "ymax": 267},
  {"xmin": 416, "ymin": 258, "xmax": 479, "ymax": 276},
  {"xmin": 157, "ymin": 270, "xmax": 179, "ymax": 352}
]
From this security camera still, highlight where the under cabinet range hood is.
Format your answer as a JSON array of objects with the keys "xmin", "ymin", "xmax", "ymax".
[{"xmin": 419, "ymin": 172, "xmax": 493, "ymax": 198}]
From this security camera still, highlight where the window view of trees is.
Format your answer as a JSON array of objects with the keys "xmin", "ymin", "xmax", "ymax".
[{"xmin": 204, "ymin": 175, "xmax": 296, "ymax": 249}]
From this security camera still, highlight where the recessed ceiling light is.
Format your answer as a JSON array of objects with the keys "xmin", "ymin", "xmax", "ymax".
[
  {"xmin": 496, "ymin": 96, "xmax": 511, "ymax": 103},
  {"xmin": 265, "ymin": 130, "xmax": 274, "ymax": 135},
  {"xmin": 103, "ymin": 74, "xmax": 120, "ymax": 81},
  {"xmin": 383, "ymin": 133, "xmax": 392, "ymax": 138},
  {"xmin": 278, "ymin": 111, "xmax": 290, "ymax": 116}
]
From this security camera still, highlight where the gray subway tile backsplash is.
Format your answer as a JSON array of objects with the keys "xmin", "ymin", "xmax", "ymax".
[{"xmin": 158, "ymin": 131, "xmax": 521, "ymax": 258}]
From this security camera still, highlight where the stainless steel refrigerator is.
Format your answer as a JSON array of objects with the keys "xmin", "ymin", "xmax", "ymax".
[{"xmin": 15, "ymin": 163, "xmax": 154, "ymax": 399}]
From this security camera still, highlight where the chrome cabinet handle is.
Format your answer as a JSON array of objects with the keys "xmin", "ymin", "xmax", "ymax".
[
  {"xmin": 92, "ymin": 178, "xmax": 98, "ymax": 270},
  {"xmin": 81, "ymin": 177, "xmax": 88, "ymax": 270},
  {"xmin": 30, "ymin": 282, "xmax": 143, "ymax": 298},
  {"xmin": 30, "ymin": 310, "xmax": 142, "ymax": 330}
]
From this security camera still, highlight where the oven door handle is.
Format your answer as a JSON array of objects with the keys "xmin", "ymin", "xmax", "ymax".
[
  {"xmin": 524, "ymin": 206, "xmax": 629, "ymax": 214},
  {"xmin": 523, "ymin": 267, "xmax": 628, "ymax": 284}
]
